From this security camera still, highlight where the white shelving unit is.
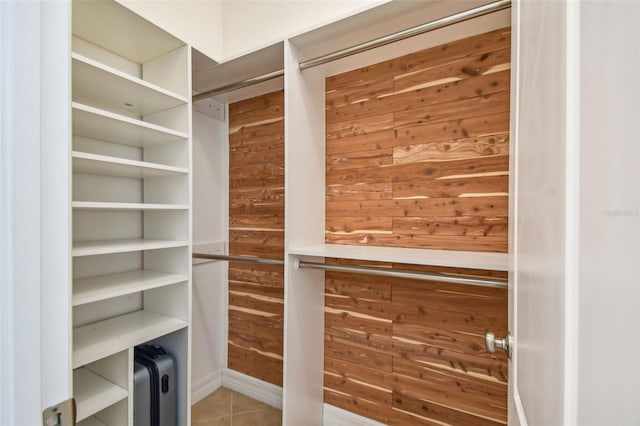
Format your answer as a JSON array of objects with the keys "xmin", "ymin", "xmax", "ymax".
[{"xmin": 71, "ymin": 0, "xmax": 192, "ymax": 424}]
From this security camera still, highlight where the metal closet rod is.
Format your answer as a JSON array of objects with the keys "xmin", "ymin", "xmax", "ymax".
[
  {"xmin": 296, "ymin": 260, "xmax": 508, "ymax": 289},
  {"xmin": 192, "ymin": 69, "xmax": 284, "ymax": 102},
  {"xmin": 192, "ymin": 252, "xmax": 285, "ymax": 266},
  {"xmin": 298, "ymin": 0, "xmax": 511, "ymax": 70}
]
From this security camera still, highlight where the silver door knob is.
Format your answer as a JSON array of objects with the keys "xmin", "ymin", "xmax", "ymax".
[{"xmin": 485, "ymin": 330, "xmax": 512, "ymax": 359}]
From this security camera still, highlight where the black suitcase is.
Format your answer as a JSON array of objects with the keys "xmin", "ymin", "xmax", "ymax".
[{"xmin": 134, "ymin": 344, "xmax": 177, "ymax": 426}]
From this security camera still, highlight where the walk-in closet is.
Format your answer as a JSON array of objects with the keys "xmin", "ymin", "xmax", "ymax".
[{"xmin": 7, "ymin": 0, "xmax": 638, "ymax": 425}]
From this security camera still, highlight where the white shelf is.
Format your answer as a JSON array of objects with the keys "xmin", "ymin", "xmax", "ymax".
[
  {"xmin": 77, "ymin": 417, "xmax": 107, "ymax": 426},
  {"xmin": 72, "ymin": 239, "xmax": 189, "ymax": 257},
  {"xmin": 74, "ymin": 367, "xmax": 128, "ymax": 422},
  {"xmin": 72, "ymin": 0, "xmax": 184, "ymax": 65},
  {"xmin": 288, "ymin": 244, "xmax": 509, "ymax": 271},
  {"xmin": 72, "ymin": 201, "xmax": 189, "ymax": 211},
  {"xmin": 73, "ymin": 270, "xmax": 188, "ymax": 306},
  {"xmin": 72, "ymin": 151, "xmax": 188, "ymax": 179},
  {"xmin": 72, "ymin": 52, "xmax": 187, "ymax": 116},
  {"xmin": 73, "ymin": 310, "xmax": 187, "ymax": 369},
  {"xmin": 72, "ymin": 102, "xmax": 188, "ymax": 148}
]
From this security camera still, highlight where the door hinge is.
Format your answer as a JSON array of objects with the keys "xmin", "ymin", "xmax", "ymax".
[{"xmin": 43, "ymin": 398, "xmax": 76, "ymax": 426}]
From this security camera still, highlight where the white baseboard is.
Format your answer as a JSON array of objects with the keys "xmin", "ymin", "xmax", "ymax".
[
  {"xmin": 222, "ymin": 368, "xmax": 283, "ymax": 409},
  {"xmin": 323, "ymin": 404, "xmax": 387, "ymax": 426},
  {"xmin": 191, "ymin": 369, "xmax": 223, "ymax": 405}
]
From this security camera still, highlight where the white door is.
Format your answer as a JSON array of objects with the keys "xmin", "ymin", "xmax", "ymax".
[
  {"xmin": 0, "ymin": 1, "xmax": 72, "ymax": 424},
  {"xmin": 510, "ymin": 1, "xmax": 640, "ymax": 424},
  {"xmin": 508, "ymin": 0, "xmax": 580, "ymax": 424}
]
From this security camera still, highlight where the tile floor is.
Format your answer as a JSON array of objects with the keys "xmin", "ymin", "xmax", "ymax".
[{"xmin": 192, "ymin": 387, "xmax": 282, "ymax": 426}]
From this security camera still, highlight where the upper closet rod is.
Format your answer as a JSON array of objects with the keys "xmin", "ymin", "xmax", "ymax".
[
  {"xmin": 296, "ymin": 259, "xmax": 508, "ymax": 289},
  {"xmin": 192, "ymin": 69, "xmax": 284, "ymax": 102},
  {"xmin": 193, "ymin": 252, "xmax": 285, "ymax": 266},
  {"xmin": 298, "ymin": 0, "xmax": 511, "ymax": 70}
]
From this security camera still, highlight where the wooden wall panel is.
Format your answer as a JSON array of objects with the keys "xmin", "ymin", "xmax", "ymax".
[
  {"xmin": 324, "ymin": 266, "xmax": 508, "ymax": 425},
  {"xmin": 228, "ymin": 90, "xmax": 284, "ymax": 386},
  {"xmin": 325, "ymin": 27, "xmax": 511, "ymax": 253},
  {"xmin": 324, "ymin": 28, "xmax": 511, "ymax": 425}
]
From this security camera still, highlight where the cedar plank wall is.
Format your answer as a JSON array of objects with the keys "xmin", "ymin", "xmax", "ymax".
[
  {"xmin": 324, "ymin": 29, "xmax": 511, "ymax": 424},
  {"xmin": 228, "ymin": 90, "xmax": 284, "ymax": 386}
]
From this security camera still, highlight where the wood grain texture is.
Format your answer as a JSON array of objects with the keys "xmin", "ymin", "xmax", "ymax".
[
  {"xmin": 325, "ymin": 28, "xmax": 511, "ymax": 253},
  {"xmin": 324, "ymin": 28, "xmax": 510, "ymax": 425},
  {"xmin": 324, "ymin": 268, "xmax": 508, "ymax": 425},
  {"xmin": 228, "ymin": 90, "xmax": 284, "ymax": 386}
]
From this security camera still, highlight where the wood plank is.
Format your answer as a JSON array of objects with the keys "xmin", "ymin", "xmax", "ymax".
[
  {"xmin": 392, "ymin": 216, "xmax": 508, "ymax": 237},
  {"xmin": 229, "ymin": 229, "xmax": 284, "ymax": 247},
  {"xmin": 393, "ymin": 93, "xmax": 510, "ymax": 130},
  {"xmin": 392, "ymin": 174, "xmax": 508, "ymax": 198},
  {"xmin": 326, "ymin": 308, "xmax": 392, "ymax": 337},
  {"xmin": 227, "ymin": 343, "xmax": 283, "ymax": 386},
  {"xmin": 228, "ymin": 263, "xmax": 284, "ymax": 287},
  {"xmin": 228, "ymin": 290, "xmax": 284, "ymax": 316},
  {"xmin": 229, "ymin": 175, "xmax": 284, "ymax": 191},
  {"xmin": 325, "ymin": 233, "xmax": 508, "ymax": 252},
  {"xmin": 228, "ymin": 308, "xmax": 283, "ymax": 328},
  {"xmin": 326, "ymin": 196, "xmax": 507, "ymax": 219},
  {"xmin": 326, "ymin": 129, "xmax": 397, "ymax": 156},
  {"xmin": 327, "ymin": 183, "xmax": 393, "ymax": 201},
  {"xmin": 326, "ymin": 154, "xmax": 508, "ymax": 186},
  {"xmin": 327, "ymin": 71, "xmax": 510, "ymax": 125},
  {"xmin": 327, "ymin": 148, "xmax": 394, "ymax": 172},
  {"xmin": 229, "ymin": 187, "xmax": 285, "ymax": 206},
  {"xmin": 393, "ymin": 357, "xmax": 507, "ymax": 419},
  {"xmin": 228, "ymin": 281, "xmax": 284, "ymax": 300},
  {"xmin": 326, "ymin": 216, "xmax": 393, "ymax": 233},
  {"xmin": 228, "ymin": 319, "xmax": 283, "ymax": 355},
  {"xmin": 324, "ymin": 389, "xmax": 392, "ymax": 424},
  {"xmin": 395, "ymin": 112, "xmax": 510, "ymax": 144},
  {"xmin": 228, "ymin": 242, "xmax": 284, "ymax": 260},
  {"xmin": 393, "ymin": 47, "xmax": 511, "ymax": 94},
  {"xmin": 229, "ymin": 145, "xmax": 285, "ymax": 166},
  {"xmin": 228, "ymin": 90, "xmax": 284, "ymax": 131},
  {"xmin": 323, "ymin": 370, "xmax": 392, "ymax": 407},
  {"xmin": 326, "ymin": 113, "xmax": 394, "ymax": 140},
  {"xmin": 392, "ymin": 281, "xmax": 507, "ymax": 321},
  {"xmin": 325, "ymin": 339, "xmax": 393, "ymax": 372},
  {"xmin": 229, "ymin": 214, "xmax": 284, "ymax": 229},
  {"xmin": 391, "ymin": 390, "xmax": 505, "ymax": 426}
]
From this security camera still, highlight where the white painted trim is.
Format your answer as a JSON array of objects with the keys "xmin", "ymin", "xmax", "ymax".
[
  {"xmin": 322, "ymin": 404, "xmax": 387, "ymax": 426},
  {"xmin": 563, "ymin": 0, "xmax": 580, "ymax": 424},
  {"xmin": 513, "ymin": 389, "xmax": 528, "ymax": 426},
  {"xmin": 191, "ymin": 368, "xmax": 223, "ymax": 405},
  {"xmin": 221, "ymin": 368, "xmax": 282, "ymax": 410}
]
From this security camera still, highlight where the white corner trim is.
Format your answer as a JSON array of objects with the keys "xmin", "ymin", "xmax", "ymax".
[
  {"xmin": 323, "ymin": 404, "xmax": 387, "ymax": 426},
  {"xmin": 191, "ymin": 369, "xmax": 223, "ymax": 405},
  {"xmin": 222, "ymin": 368, "xmax": 282, "ymax": 409}
]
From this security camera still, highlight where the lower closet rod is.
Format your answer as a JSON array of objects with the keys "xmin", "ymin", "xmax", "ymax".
[
  {"xmin": 295, "ymin": 260, "xmax": 507, "ymax": 289},
  {"xmin": 192, "ymin": 253, "xmax": 285, "ymax": 266}
]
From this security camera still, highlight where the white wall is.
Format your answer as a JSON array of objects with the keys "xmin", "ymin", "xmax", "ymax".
[
  {"xmin": 191, "ymin": 110, "xmax": 228, "ymax": 402},
  {"xmin": 116, "ymin": 0, "xmax": 223, "ymax": 60},
  {"xmin": 577, "ymin": 2, "xmax": 640, "ymax": 424},
  {"xmin": 221, "ymin": 0, "xmax": 384, "ymax": 59}
]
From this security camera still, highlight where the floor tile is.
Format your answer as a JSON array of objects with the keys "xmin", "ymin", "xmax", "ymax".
[{"xmin": 192, "ymin": 387, "xmax": 232, "ymax": 422}]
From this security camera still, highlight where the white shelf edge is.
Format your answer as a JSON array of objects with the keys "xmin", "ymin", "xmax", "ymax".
[
  {"xmin": 72, "ymin": 52, "xmax": 189, "ymax": 104},
  {"xmin": 74, "ymin": 367, "xmax": 128, "ymax": 422},
  {"xmin": 72, "ymin": 102, "xmax": 189, "ymax": 139},
  {"xmin": 288, "ymin": 243, "xmax": 508, "ymax": 271},
  {"xmin": 72, "ymin": 201, "xmax": 189, "ymax": 210},
  {"xmin": 72, "ymin": 151, "xmax": 189, "ymax": 175},
  {"xmin": 73, "ymin": 270, "xmax": 188, "ymax": 306},
  {"xmin": 73, "ymin": 310, "xmax": 187, "ymax": 369},
  {"xmin": 72, "ymin": 239, "xmax": 189, "ymax": 257}
]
